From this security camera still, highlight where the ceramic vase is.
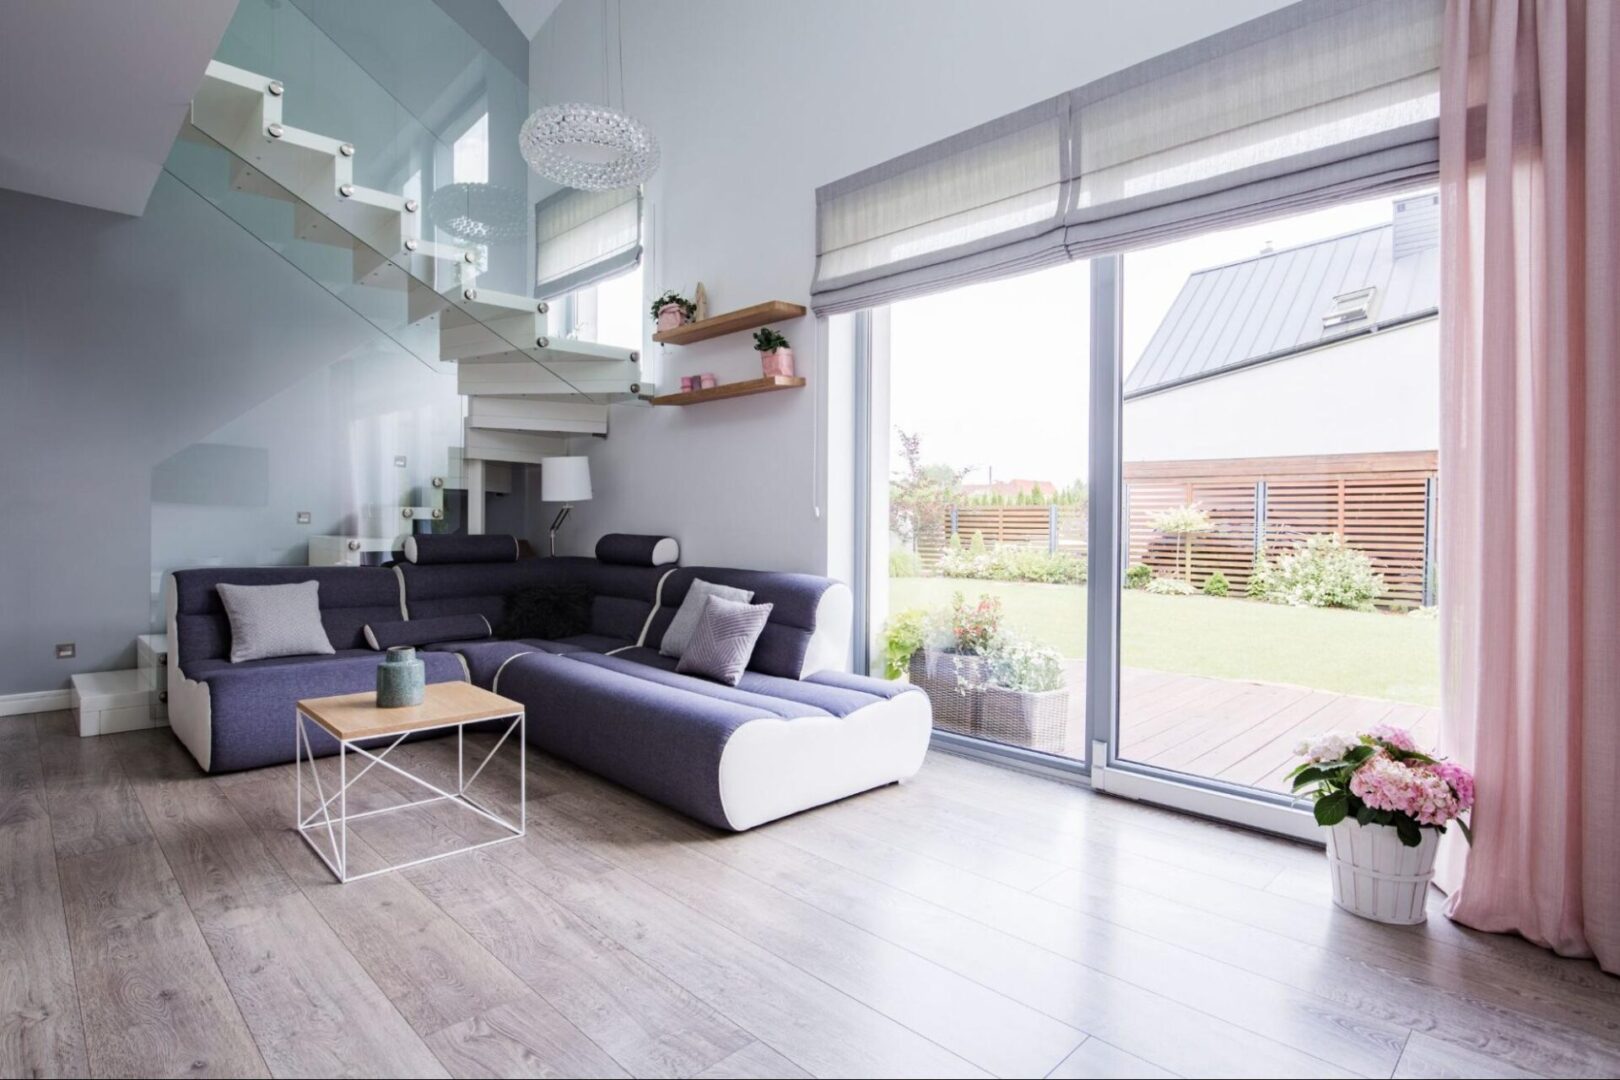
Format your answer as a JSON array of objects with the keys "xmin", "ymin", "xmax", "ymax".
[
  {"xmin": 761, "ymin": 347, "xmax": 795, "ymax": 377},
  {"xmin": 376, "ymin": 645, "xmax": 425, "ymax": 707},
  {"xmin": 657, "ymin": 304, "xmax": 688, "ymax": 332}
]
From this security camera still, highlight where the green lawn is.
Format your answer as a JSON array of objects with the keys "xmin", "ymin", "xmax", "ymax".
[{"xmin": 888, "ymin": 577, "xmax": 1439, "ymax": 706}]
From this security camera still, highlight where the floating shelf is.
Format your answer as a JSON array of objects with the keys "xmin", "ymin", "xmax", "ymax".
[
  {"xmin": 652, "ymin": 300, "xmax": 807, "ymax": 346},
  {"xmin": 652, "ymin": 375, "xmax": 805, "ymax": 406}
]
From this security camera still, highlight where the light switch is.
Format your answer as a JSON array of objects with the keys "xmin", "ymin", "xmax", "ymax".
[
  {"xmin": 296, "ymin": 511, "xmax": 312, "ymax": 524},
  {"xmin": 394, "ymin": 455, "xmax": 408, "ymax": 468},
  {"xmin": 55, "ymin": 643, "xmax": 75, "ymax": 659}
]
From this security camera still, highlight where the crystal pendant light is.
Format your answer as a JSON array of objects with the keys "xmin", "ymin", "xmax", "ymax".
[
  {"xmin": 520, "ymin": 0, "xmax": 658, "ymax": 191},
  {"xmin": 426, "ymin": 181, "xmax": 529, "ymax": 242}
]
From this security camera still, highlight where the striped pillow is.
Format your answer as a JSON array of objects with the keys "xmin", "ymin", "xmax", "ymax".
[{"xmin": 675, "ymin": 596, "xmax": 773, "ymax": 686}]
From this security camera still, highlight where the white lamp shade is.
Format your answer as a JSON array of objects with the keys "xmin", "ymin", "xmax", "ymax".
[{"xmin": 540, "ymin": 456, "xmax": 593, "ymax": 502}]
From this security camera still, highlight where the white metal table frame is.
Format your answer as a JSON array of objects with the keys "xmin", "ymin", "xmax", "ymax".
[{"xmin": 295, "ymin": 706, "xmax": 525, "ymax": 883}]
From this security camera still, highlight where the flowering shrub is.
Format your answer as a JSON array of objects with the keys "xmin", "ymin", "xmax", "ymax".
[
  {"xmin": 984, "ymin": 634, "xmax": 1067, "ymax": 693},
  {"xmin": 936, "ymin": 543, "xmax": 1087, "ymax": 585},
  {"xmin": 1290, "ymin": 727, "xmax": 1474, "ymax": 846},
  {"xmin": 929, "ymin": 592, "xmax": 1003, "ymax": 655},
  {"xmin": 1145, "ymin": 577, "xmax": 1195, "ymax": 596},
  {"xmin": 1253, "ymin": 534, "xmax": 1385, "ymax": 611}
]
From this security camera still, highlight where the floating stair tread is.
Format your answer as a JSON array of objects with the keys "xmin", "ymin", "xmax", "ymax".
[
  {"xmin": 652, "ymin": 300, "xmax": 807, "ymax": 345},
  {"xmin": 652, "ymin": 375, "xmax": 805, "ymax": 406}
]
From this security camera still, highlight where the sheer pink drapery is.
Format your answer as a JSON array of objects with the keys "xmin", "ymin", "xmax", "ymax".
[{"xmin": 1437, "ymin": 0, "xmax": 1618, "ymax": 972}]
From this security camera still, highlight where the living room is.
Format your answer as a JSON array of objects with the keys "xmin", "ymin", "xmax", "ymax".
[{"xmin": 1, "ymin": 1, "xmax": 1616, "ymax": 1077}]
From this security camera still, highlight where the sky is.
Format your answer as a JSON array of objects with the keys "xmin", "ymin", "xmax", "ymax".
[{"xmin": 887, "ymin": 190, "xmax": 1429, "ymax": 488}]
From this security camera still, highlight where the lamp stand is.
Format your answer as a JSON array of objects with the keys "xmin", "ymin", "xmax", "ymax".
[{"xmin": 548, "ymin": 504, "xmax": 573, "ymax": 557}]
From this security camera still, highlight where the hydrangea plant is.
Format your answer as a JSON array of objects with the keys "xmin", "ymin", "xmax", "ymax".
[{"xmin": 1289, "ymin": 726, "xmax": 1474, "ymax": 847}]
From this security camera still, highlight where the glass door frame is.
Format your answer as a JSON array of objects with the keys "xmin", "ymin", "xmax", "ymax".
[{"xmin": 852, "ymin": 255, "xmax": 1320, "ymax": 840}]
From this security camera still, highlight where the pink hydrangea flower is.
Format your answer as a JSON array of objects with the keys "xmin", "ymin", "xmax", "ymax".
[
  {"xmin": 1367, "ymin": 724, "xmax": 1418, "ymax": 752},
  {"xmin": 1434, "ymin": 761, "xmax": 1475, "ymax": 810},
  {"xmin": 1350, "ymin": 754, "xmax": 1463, "ymax": 826}
]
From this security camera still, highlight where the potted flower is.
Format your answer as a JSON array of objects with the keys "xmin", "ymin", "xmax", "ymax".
[
  {"xmin": 1289, "ymin": 726, "xmax": 1474, "ymax": 925},
  {"xmin": 906, "ymin": 592, "xmax": 1001, "ymax": 736},
  {"xmin": 650, "ymin": 290, "xmax": 697, "ymax": 332},
  {"xmin": 980, "ymin": 633, "xmax": 1068, "ymax": 752},
  {"xmin": 754, "ymin": 328, "xmax": 794, "ymax": 377}
]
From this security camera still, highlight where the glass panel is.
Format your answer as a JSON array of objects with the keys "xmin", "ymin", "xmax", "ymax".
[
  {"xmin": 872, "ymin": 261, "xmax": 1091, "ymax": 763},
  {"xmin": 1116, "ymin": 190, "xmax": 1441, "ymax": 794}
]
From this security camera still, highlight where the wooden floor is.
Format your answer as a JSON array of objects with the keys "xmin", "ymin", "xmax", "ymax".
[
  {"xmin": 4, "ymin": 711, "xmax": 1618, "ymax": 1079},
  {"xmin": 1032, "ymin": 661, "xmax": 1442, "ymax": 793}
]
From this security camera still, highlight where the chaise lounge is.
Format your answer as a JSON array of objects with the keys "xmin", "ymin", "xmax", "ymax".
[{"xmin": 166, "ymin": 535, "xmax": 931, "ymax": 830}]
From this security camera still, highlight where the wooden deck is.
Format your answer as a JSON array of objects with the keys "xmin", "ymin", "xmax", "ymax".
[{"xmin": 1022, "ymin": 661, "xmax": 1441, "ymax": 792}]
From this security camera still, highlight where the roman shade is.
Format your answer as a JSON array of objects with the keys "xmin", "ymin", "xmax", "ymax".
[
  {"xmin": 534, "ymin": 186, "xmax": 642, "ymax": 300},
  {"xmin": 810, "ymin": 0, "xmax": 1443, "ymax": 315}
]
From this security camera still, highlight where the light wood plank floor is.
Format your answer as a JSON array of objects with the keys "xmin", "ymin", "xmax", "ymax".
[{"xmin": 3, "ymin": 711, "xmax": 1617, "ymax": 1079}]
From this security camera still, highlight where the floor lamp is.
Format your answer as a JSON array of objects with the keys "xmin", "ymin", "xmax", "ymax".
[{"xmin": 539, "ymin": 456, "xmax": 593, "ymax": 557}]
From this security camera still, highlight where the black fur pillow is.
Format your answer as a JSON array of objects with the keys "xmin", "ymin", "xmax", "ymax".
[{"xmin": 500, "ymin": 584, "xmax": 592, "ymax": 641}]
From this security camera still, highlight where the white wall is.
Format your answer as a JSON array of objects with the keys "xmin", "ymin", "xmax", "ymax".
[
  {"xmin": 1122, "ymin": 319, "xmax": 1440, "ymax": 463},
  {"xmin": 532, "ymin": 0, "xmax": 1293, "ymax": 573}
]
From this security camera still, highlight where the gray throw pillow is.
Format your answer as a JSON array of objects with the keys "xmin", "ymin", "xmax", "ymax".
[
  {"xmin": 216, "ymin": 581, "xmax": 336, "ymax": 663},
  {"xmin": 659, "ymin": 578, "xmax": 754, "ymax": 658},
  {"xmin": 676, "ymin": 596, "xmax": 773, "ymax": 686}
]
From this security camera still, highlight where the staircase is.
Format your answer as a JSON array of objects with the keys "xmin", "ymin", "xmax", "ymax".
[{"xmin": 170, "ymin": 57, "xmax": 649, "ymax": 532}]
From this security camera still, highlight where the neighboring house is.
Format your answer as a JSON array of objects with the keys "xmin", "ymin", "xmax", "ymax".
[{"xmin": 1121, "ymin": 194, "xmax": 1441, "ymax": 607}]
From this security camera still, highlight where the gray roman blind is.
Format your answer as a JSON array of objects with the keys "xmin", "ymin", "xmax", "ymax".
[
  {"xmin": 534, "ymin": 186, "xmax": 642, "ymax": 300},
  {"xmin": 810, "ymin": 0, "xmax": 1442, "ymax": 315}
]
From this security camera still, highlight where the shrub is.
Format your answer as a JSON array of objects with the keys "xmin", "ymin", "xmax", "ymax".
[
  {"xmin": 1202, "ymin": 570, "xmax": 1230, "ymax": 597},
  {"xmin": 1256, "ymin": 534, "xmax": 1385, "ymax": 611},
  {"xmin": 936, "ymin": 544, "xmax": 1087, "ymax": 585},
  {"xmin": 929, "ymin": 592, "xmax": 1003, "ymax": 655},
  {"xmin": 1247, "ymin": 557, "xmax": 1275, "ymax": 599},
  {"xmin": 984, "ymin": 633, "xmax": 1067, "ymax": 693},
  {"xmin": 1146, "ymin": 577, "xmax": 1195, "ymax": 596},
  {"xmin": 888, "ymin": 548, "xmax": 922, "ymax": 578},
  {"xmin": 968, "ymin": 530, "xmax": 988, "ymax": 556},
  {"xmin": 880, "ymin": 609, "xmax": 930, "ymax": 680},
  {"xmin": 1124, "ymin": 563, "xmax": 1153, "ymax": 590},
  {"xmin": 1150, "ymin": 503, "xmax": 1215, "ymax": 583}
]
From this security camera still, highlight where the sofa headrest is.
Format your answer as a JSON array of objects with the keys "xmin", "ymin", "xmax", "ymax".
[
  {"xmin": 403, "ymin": 534, "xmax": 520, "ymax": 565},
  {"xmin": 595, "ymin": 533, "xmax": 679, "ymax": 567},
  {"xmin": 644, "ymin": 567, "xmax": 841, "ymax": 679}
]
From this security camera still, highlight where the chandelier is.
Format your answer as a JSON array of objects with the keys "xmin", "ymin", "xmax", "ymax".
[
  {"xmin": 519, "ymin": 103, "xmax": 659, "ymax": 191},
  {"xmin": 425, "ymin": 182, "xmax": 529, "ymax": 242}
]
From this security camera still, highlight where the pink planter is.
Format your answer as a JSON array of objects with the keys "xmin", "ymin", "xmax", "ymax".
[
  {"xmin": 760, "ymin": 347, "xmax": 795, "ymax": 377},
  {"xmin": 656, "ymin": 305, "xmax": 688, "ymax": 332},
  {"xmin": 700, "ymin": 373, "xmax": 718, "ymax": 389}
]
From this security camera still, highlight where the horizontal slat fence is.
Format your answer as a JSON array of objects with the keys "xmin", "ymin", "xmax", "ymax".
[
  {"xmin": 1124, "ymin": 451, "xmax": 1437, "ymax": 608},
  {"xmin": 916, "ymin": 505, "xmax": 1087, "ymax": 566}
]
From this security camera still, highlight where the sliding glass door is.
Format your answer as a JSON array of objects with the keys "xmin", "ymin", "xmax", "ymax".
[{"xmin": 866, "ymin": 261, "xmax": 1091, "ymax": 767}]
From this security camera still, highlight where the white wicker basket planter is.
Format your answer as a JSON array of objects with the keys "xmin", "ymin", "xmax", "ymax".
[
  {"xmin": 978, "ymin": 685, "xmax": 1068, "ymax": 752},
  {"xmin": 908, "ymin": 650, "xmax": 984, "ymax": 736},
  {"xmin": 1324, "ymin": 819, "xmax": 1439, "ymax": 924}
]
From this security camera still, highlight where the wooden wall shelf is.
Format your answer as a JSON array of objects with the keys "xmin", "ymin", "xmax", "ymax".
[
  {"xmin": 652, "ymin": 300, "xmax": 807, "ymax": 345},
  {"xmin": 651, "ymin": 375, "xmax": 805, "ymax": 406}
]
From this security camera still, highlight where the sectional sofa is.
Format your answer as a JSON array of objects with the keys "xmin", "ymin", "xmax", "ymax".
[{"xmin": 165, "ymin": 537, "xmax": 931, "ymax": 831}]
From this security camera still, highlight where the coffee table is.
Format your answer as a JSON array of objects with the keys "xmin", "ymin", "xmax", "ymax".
[{"xmin": 294, "ymin": 681, "xmax": 525, "ymax": 883}]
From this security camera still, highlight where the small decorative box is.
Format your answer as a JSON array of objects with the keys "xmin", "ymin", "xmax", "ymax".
[
  {"xmin": 681, "ymin": 375, "xmax": 695, "ymax": 392},
  {"xmin": 700, "ymin": 373, "xmax": 718, "ymax": 389}
]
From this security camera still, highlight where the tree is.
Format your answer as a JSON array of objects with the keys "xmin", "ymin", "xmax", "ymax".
[
  {"xmin": 889, "ymin": 430, "xmax": 967, "ymax": 551},
  {"xmin": 1150, "ymin": 503, "xmax": 1215, "ymax": 584}
]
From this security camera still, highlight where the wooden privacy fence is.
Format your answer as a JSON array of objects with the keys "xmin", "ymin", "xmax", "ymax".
[
  {"xmin": 917, "ymin": 504, "xmax": 1087, "ymax": 565},
  {"xmin": 1123, "ymin": 451, "xmax": 1438, "ymax": 608}
]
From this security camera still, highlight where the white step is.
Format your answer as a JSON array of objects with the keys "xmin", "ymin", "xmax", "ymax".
[
  {"xmin": 457, "ymin": 358, "xmax": 649, "ymax": 399},
  {"xmin": 468, "ymin": 396, "xmax": 608, "ymax": 437},
  {"xmin": 463, "ymin": 426, "xmax": 569, "ymax": 466}
]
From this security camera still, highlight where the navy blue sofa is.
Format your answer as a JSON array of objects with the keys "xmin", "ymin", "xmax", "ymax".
[{"xmin": 166, "ymin": 549, "xmax": 931, "ymax": 831}]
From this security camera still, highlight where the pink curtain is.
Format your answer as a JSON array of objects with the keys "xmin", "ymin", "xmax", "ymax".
[{"xmin": 1437, "ymin": 0, "xmax": 1619, "ymax": 973}]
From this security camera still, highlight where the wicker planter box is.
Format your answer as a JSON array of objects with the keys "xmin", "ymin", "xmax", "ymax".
[
  {"xmin": 908, "ymin": 649, "xmax": 985, "ymax": 735},
  {"xmin": 978, "ymin": 684, "xmax": 1068, "ymax": 752}
]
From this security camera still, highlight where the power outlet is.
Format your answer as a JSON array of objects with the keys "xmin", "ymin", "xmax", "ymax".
[
  {"xmin": 394, "ymin": 455, "xmax": 408, "ymax": 468},
  {"xmin": 296, "ymin": 511, "xmax": 312, "ymax": 525},
  {"xmin": 55, "ymin": 643, "xmax": 75, "ymax": 659}
]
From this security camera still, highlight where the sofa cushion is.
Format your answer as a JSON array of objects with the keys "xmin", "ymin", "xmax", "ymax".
[
  {"xmin": 595, "ymin": 533, "xmax": 679, "ymax": 567},
  {"xmin": 645, "ymin": 568, "xmax": 836, "ymax": 678},
  {"xmin": 659, "ymin": 578, "xmax": 754, "ymax": 658},
  {"xmin": 398, "ymin": 557, "xmax": 669, "ymax": 645},
  {"xmin": 500, "ymin": 584, "xmax": 591, "ymax": 640},
  {"xmin": 565, "ymin": 653, "xmax": 829, "ymax": 719},
  {"xmin": 364, "ymin": 613, "xmax": 491, "ymax": 650},
  {"xmin": 676, "ymin": 597, "xmax": 773, "ymax": 686},
  {"xmin": 403, "ymin": 534, "xmax": 519, "ymax": 564},
  {"xmin": 420, "ymin": 640, "xmax": 541, "ymax": 689},
  {"xmin": 216, "ymin": 581, "xmax": 336, "ymax": 664},
  {"xmin": 191, "ymin": 649, "xmax": 466, "ymax": 772}
]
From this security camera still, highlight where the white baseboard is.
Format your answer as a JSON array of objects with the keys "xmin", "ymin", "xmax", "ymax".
[{"xmin": 0, "ymin": 689, "xmax": 72, "ymax": 718}]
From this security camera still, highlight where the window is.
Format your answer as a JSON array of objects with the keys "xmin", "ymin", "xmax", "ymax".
[
  {"xmin": 556, "ymin": 264, "xmax": 641, "ymax": 351},
  {"xmin": 451, "ymin": 112, "xmax": 489, "ymax": 274}
]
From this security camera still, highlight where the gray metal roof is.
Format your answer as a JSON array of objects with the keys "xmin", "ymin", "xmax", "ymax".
[{"xmin": 1124, "ymin": 198, "xmax": 1440, "ymax": 399}]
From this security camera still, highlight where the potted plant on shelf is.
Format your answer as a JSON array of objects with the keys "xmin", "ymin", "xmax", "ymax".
[
  {"xmin": 980, "ymin": 633, "xmax": 1068, "ymax": 752},
  {"xmin": 905, "ymin": 592, "xmax": 1002, "ymax": 736},
  {"xmin": 754, "ymin": 328, "xmax": 794, "ymax": 377},
  {"xmin": 651, "ymin": 290, "xmax": 697, "ymax": 332},
  {"xmin": 1289, "ymin": 726, "xmax": 1474, "ymax": 925}
]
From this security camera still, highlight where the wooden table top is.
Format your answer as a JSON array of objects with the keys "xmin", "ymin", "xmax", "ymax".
[{"xmin": 297, "ymin": 681, "xmax": 522, "ymax": 741}]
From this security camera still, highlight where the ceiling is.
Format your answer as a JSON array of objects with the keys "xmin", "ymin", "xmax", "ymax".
[
  {"xmin": 496, "ymin": 0, "xmax": 562, "ymax": 39},
  {"xmin": 0, "ymin": 0, "xmax": 236, "ymax": 216}
]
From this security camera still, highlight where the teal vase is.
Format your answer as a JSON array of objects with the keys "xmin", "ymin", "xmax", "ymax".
[{"xmin": 376, "ymin": 646, "xmax": 425, "ymax": 707}]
